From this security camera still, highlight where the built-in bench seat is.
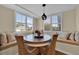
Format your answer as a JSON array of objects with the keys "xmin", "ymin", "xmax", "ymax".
[
  {"xmin": 56, "ymin": 42, "xmax": 79, "ymax": 55},
  {"xmin": 57, "ymin": 31, "xmax": 79, "ymax": 45},
  {"xmin": 0, "ymin": 32, "xmax": 17, "ymax": 51},
  {"xmin": 55, "ymin": 31, "xmax": 79, "ymax": 54},
  {"xmin": 0, "ymin": 41, "xmax": 17, "ymax": 51}
]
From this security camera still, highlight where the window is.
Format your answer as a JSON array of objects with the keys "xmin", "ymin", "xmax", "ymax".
[
  {"xmin": 16, "ymin": 13, "xmax": 33, "ymax": 32},
  {"xmin": 16, "ymin": 13, "xmax": 26, "ymax": 32},
  {"xmin": 52, "ymin": 15, "xmax": 61, "ymax": 31},
  {"xmin": 44, "ymin": 17, "xmax": 51, "ymax": 31},
  {"xmin": 27, "ymin": 16, "xmax": 33, "ymax": 31}
]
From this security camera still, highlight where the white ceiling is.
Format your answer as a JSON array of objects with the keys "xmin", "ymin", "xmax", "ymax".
[
  {"xmin": 2, "ymin": 4, "xmax": 79, "ymax": 17},
  {"xmin": 18, "ymin": 4, "xmax": 79, "ymax": 17}
]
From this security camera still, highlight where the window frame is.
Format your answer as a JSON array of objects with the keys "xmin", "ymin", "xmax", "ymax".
[
  {"xmin": 51, "ymin": 15, "xmax": 62, "ymax": 31},
  {"xmin": 16, "ymin": 12, "xmax": 27, "ymax": 32},
  {"xmin": 44, "ymin": 14, "xmax": 62, "ymax": 32},
  {"xmin": 44, "ymin": 16, "xmax": 52, "ymax": 31},
  {"xmin": 15, "ymin": 12, "xmax": 33, "ymax": 32},
  {"xmin": 26, "ymin": 16, "xmax": 33, "ymax": 31}
]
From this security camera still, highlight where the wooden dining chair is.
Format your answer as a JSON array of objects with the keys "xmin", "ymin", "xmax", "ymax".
[
  {"xmin": 15, "ymin": 36, "xmax": 39, "ymax": 55},
  {"xmin": 47, "ymin": 34, "xmax": 58, "ymax": 55},
  {"xmin": 39, "ymin": 34, "xmax": 58, "ymax": 55}
]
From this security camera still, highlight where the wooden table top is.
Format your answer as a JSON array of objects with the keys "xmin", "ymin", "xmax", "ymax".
[
  {"xmin": 23, "ymin": 34, "xmax": 51, "ymax": 47},
  {"xmin": 24, "ymin": 34, "xmax": 51, "ymax": 43}
]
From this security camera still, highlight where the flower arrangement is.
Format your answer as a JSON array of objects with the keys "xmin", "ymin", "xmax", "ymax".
[{"xmin": 34, "ymin": 30, "xmax": 43, "ymax": 38}]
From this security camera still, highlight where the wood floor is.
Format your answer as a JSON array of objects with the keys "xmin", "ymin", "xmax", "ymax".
[
  {"xmin": 55, "ymin": 50, "xmax": 66, "ymax": 55},
  {"xmin": 1, "ymin": 41, "xmax": 79, "ymax": 55},
  {"xmin": 0, "ymin": 45, "xmax": 66, "ymax": 55}
]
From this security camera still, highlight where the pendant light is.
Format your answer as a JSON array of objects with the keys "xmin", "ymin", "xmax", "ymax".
[{"xmin": 41, "ymin": 4, "xmax": 47, "ymax": 20}]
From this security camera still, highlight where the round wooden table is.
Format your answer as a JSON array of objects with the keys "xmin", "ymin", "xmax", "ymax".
[{"xmin": 24, "ymin": 34, "xmax": 51, "ymax": 47}]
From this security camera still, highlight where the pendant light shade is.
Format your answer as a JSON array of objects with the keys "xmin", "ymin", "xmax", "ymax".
[{"xmin": 42, "ymin": 13, "xmax": 47, "ymax": 20}]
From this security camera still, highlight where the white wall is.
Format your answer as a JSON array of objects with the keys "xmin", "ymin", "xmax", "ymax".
[
  {"xmin": 0, "ymin": 5, "xmax": 15, "ymax": 33},
  {"xmin": 33, "ymin": 17, "xmax": 44, "ymax": 31},
  {"xmin": 62, "ymin": 9, "xmax": 76, "ymax": 32},
  {"xmin": 75, "ymin": 7, "xmax": 79, "ymax": 31},
  {"xmin": 33, "ymin": 18, "xmax": 38, "ymax": 30}
]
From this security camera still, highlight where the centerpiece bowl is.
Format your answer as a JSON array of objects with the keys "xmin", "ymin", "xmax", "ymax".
[{"xmin": 34, "ymin": 30, "xmax": 44, "ymax": 39}]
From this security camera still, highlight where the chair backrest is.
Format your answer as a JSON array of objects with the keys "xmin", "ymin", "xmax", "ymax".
[
  {"xmin": 47, "ymin": 34, "xmax": 58, "ymax": 55},
  {"xmin": 15, "ymin": 36, "xmax": 28, "ymax": 55}
]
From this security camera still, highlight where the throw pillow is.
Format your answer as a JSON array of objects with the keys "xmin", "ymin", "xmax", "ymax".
[{"xmin": 75, "ymin": 32, "xmax": 79, "ymax": 42}]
